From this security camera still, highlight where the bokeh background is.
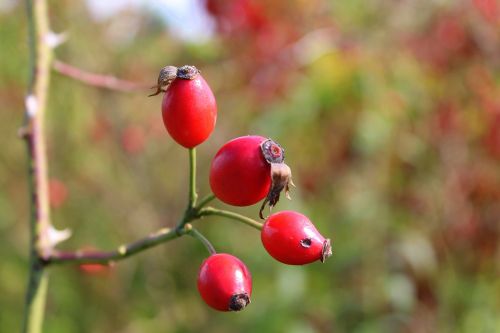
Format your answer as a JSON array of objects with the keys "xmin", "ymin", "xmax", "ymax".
[{"xmin": 1, "ymin": 0, "xmax": 499, "ymax": 332}]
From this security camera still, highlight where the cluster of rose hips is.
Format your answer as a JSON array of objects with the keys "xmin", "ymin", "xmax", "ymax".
[{"xmin": 151, "ymin": 65, "xmax": 332, "ymax": 312}]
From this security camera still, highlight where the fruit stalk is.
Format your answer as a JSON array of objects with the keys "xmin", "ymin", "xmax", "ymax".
[
  {"xmin": 22, "ymin": 0, "xmax": 53, "ymax": 332},
  {"xmin": 188, "ymin": 226, "xmax": 217, "ymax": 255},
  {"xmin": 195, "ymin": 193, "xmax": 216, "ymax": 210},
  {"xmin": 199, "ymin": 207, "xmax": 263, "ymax": 230},
  {"xmin": 188, "ymin": 148, "xmax": 198, "ymax": 208},
  {"xmin": 177, "ymin": 148, "xmax": 199, "ymax": 230}
]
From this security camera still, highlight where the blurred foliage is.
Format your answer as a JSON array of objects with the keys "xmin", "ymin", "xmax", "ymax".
[{"xmin": 1, "ymin": 0, "xmax": 499, "ymax": 332}]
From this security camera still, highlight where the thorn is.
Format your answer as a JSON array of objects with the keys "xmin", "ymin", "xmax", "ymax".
[
  {"xmin": 25, "ymin": 94, "xmax": 38, "ymax": 118},
  {"xmin": 47, "ymin": 226, "xmax": 72, "ymax": 247},
  {"xmin": 19, "ymin": 94, "xmax": 38, "ymax": 139},
  {"xmin": 259, "ymin": 162, "xmax": 294, "ymax": 218},
  {"xmin": 45, "ymin": 31, "xmax": 68, "ymax": 49}
]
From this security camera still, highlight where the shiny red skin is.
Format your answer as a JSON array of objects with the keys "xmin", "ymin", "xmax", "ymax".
[
  {"xmin": 197, "ymin": 253, "xmax": 252, "ymax": 311},
  {"xmin": 261, "ymin": 211, "xmax": 326, "ymax": 265},
  {"xmin": 161, "ymin": 75, "xmax": 217, "ymax": 148},
  {"xmin": 210, "ymin": 135, "xmax": 271, "ymax": 206}
]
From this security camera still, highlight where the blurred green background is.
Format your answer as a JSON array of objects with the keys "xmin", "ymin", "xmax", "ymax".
[{"xmin": 1, "ymin": 0, "xmax": 499, "ymax": 332}]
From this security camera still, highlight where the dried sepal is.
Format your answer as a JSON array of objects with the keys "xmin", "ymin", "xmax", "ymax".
[
  {"xmin": 258, "ymin": 162, "xmax": 295, "ymax": 219},
  {"xmin": 149, "ymin": 65, "xmax": 178, "ymax": 96},
  {"xmin": 320, "ymin": 239, "xmax": 332, "ymax": 263}
]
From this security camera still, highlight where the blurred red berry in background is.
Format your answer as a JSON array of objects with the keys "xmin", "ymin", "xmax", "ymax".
[
  {"xmin": 49, "ymin": 178, "xmax": 68, "ymax": 208},
  {"xmin": 121, "ymin": 125, "xmax": 146, "ymax": 155}
]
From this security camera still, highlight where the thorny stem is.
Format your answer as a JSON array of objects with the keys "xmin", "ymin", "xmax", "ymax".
[
  {"xmin": 22, "ymin": 0, "xmax": 53, "ymax": 332},
  {"xmin": 199, "ymin": 207, "xmax": 263, "ymax": 231},
  {"xmin": 25, "ymin": 0, "xmax": 52, "ymax": 259},
  {"xmin": 187, "ymin": 226, "xmax": 217, "ymax": 255}
]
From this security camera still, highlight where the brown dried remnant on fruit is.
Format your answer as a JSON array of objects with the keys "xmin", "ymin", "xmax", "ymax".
[
  {"xmin": 229, "ymin": 293, "xmax": 250, "ymax": 311},
  {"xmin": 321, "ymin": 239, "xmax": 332, "ymax": 263},
  {"xmin": 176, "ymin": 65, "xmax": 200, "ymax": 80},
  {"xmin": 260, "ymin": 139, "xmax": 285, "ymax": 164},
  {"xmin": 259, "ymin": 138, "xmax": 295, "ymax": 219},
  {"xmin": 259, "ymin": 163, "xmax": 295, "ymax": 219},
  {"xmin": 149, "ymin": 65, "xmax": 178, "ymax": 96}
]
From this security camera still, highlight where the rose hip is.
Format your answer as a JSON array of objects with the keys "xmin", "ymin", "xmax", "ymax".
[
  {"xmin": 197, "ymin": 253, "xmax": 252, "ymax": 311},
  {"xmin": 154, "ymin": 65, "xmax": 217, "ymax": 148},
  {"xmin": 261, "ymin": 211, "xmax": 332, "ymax": 265}
]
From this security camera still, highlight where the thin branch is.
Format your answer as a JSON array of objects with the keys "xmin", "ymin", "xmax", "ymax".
[
  {"xmin": 46, "ymin": 202, "xmax": 262, "ymax": 265},
  {"xmin": 46, "ymin": 226, "xmax": 188, "ymax": 265},
  {"xmin": 195, "ymin": 193, "xmax": 216, "ymax": 210},
  {"xmin": 23, "ymin": 0, "xmax": 52, "ymax": 331},
  {"xmin": 52, "ymin": 59, "xmax": 149, "ymax": 92},
  {"xmin": 188, "ymin": 227, "xmax": 216, "ymax": 255},
  {"xmin": 199, "ymin": 207, "xmax": 263, "ymax": 231}
]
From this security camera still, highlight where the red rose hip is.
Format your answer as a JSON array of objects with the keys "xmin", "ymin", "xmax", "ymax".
[
  {"xmin": 197, "ymin": 253, "xmax": 252, "ymax": 311},
  {"xmin": 159, "ymin": 65, "xmax": 217, "ymax": 148},
  {"xmin": 210, "ymin": 135, "xmax": 271, "ymax": 206},
  {"xmin": 261, "ymin": 211, "xmax": 332, "ymax": 265}
]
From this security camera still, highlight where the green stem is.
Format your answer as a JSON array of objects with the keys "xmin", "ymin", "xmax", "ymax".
[
  {"xmin": 176, "ymin": 148, "xmax": 198, "ymax": 230},
  {"xmin": 22, "ymin": 267, "xmax": 48, "ymax": 333},
  {"xmin": 188, "ymin": 226, "xmax": 216, "ymax": 255},
  {"xmin": 188, "ymin": 148, "xmax": 197, "ymax": 208},
  {"xmin": 199, "ymin": 207, "xmax": 263, "ymax": 231},
  {"xmin": 195, "ymin": 193, "xmax": 216, "ymax": 210},
  {"xmin": 47, "ymin": 226, "xmax": 189, "ymax": 265}
]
